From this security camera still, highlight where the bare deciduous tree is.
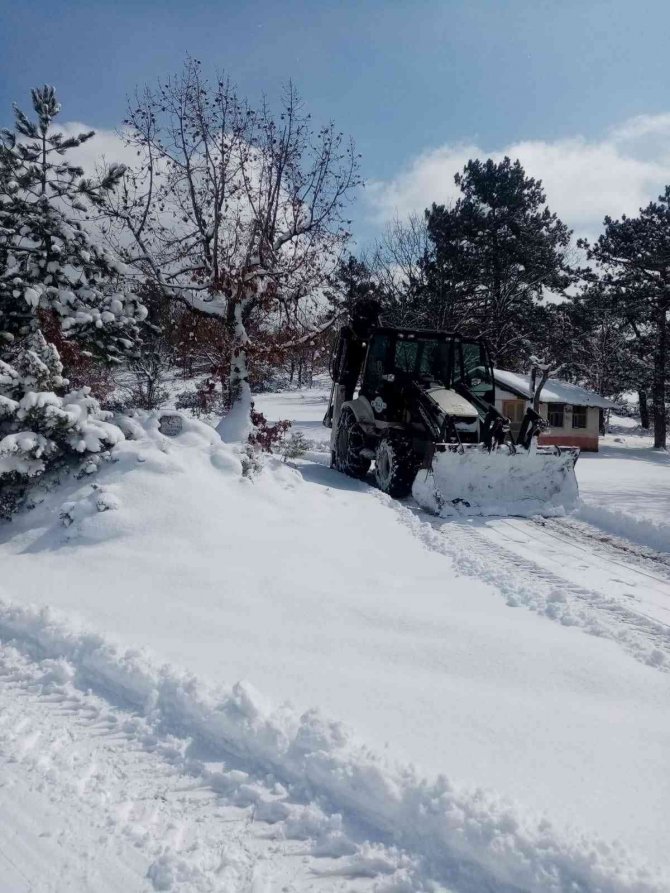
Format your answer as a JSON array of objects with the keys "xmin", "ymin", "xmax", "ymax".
[
  {"xmin": 528, "ymin": 355, "xmax": 562, "ymax": 412},
  {"xmin": 102, "ymin": 58, "xmax": 360, "ymax": 439},
  {"xmin": 369, "ymin": 213, "xmax": 428, "ymax": 326}
]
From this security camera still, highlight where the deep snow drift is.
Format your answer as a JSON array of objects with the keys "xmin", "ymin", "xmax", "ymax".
[{"xmin": 1, "ymin": 402, "xmax": 669, "ymax": 892}]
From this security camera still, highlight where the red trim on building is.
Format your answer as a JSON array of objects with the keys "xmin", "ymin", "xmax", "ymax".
[{"xmin": 539, "ymin": 433, "xmax": 598, "ymax": 452}]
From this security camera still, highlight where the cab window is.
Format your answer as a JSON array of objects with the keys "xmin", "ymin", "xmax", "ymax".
[
  {"xmin": 361, "ymin": 334, "xmax": 389, "ymax": 395},
  {"xmin": 456, "ymin": 341, "xmax": 494, "ymax": 401},
  {"xmin": 394, "ymin": 338, "xmax": 450, "ymax": 383}
]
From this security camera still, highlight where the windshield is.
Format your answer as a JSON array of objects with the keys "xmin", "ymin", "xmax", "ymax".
[
  {"xmin": 361, "ymin": 332, "xmax": 493, "ymax": 401},
  {"xmin": 454, "ymin": 340, "xmax": 494, "ymax": 401},
  {"xmin": 393, "ymin": 338, "xmax": 451, "ymax": 384}
]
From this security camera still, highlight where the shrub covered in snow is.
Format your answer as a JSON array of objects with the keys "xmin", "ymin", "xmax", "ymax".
[
  {"xmin": 248, "ymin": 407, "xmax": 291, "ymax": 453},
  {"xmin": 0, "ymin": 332, "xmax": 124, "ymax": 517},
  {"xmin": 278, "ymin": 430, "xmax": 308, "ymax": 462}
]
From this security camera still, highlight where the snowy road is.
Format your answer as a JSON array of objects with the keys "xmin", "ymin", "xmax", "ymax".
[
  {"xmin": 264, "ymin": 385, "xmax": 670, "ymax": 665},
  {"xmin": 408, "ymin": 508, "xmax": 670, "ymax": 667},
  {"xmin": 477, "ymin": 515, "xmax": 670, "ymax": 631},
  {"xmin": 260, "ymin": 387, "xmax": 670, "ymax": 638}
]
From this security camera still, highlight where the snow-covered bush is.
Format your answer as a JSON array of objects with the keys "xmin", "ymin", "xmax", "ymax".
[
  {"xmin": 0, "ymin": 86, "xmax": 146, "ymax": 515},
  {"xmin": 278, "ymin": 430, "xmax": 308, "ymax": 462},
  {"xmin": 0, "ymin": 332, "xmax": 124, "ymax": 517}
]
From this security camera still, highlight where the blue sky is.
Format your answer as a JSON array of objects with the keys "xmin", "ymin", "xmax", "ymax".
[{"xmin": 2, "ymin": 1, "xmax": 670, "ymax": 244}]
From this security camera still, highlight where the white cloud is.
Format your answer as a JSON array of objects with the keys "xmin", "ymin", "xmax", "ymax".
[
  {"xmin": 366, "ymin": 113, "xmax": 670, "ymax": 241},
  {"xmin": 59, "ymin": 122, "xmax": 138, "ymax": 175}
]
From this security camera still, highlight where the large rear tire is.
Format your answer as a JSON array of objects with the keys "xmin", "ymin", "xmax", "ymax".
[
  {"xmin": 334, "ymin": 407, "xmax": 371, "ymax": 479},
  {"xmin": 374, "ymin": 436, "xmax": 419, "ymax": 498}
]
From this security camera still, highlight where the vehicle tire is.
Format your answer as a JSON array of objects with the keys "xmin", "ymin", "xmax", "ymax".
[
  {"xmin": 374, "ymin": 436, "xmax": 419, "ymax": 498},
  {"xmin": 334, "ymin": 407, "xmax": 371, "ymax": 479}
]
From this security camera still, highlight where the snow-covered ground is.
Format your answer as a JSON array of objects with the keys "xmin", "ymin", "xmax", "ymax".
[
  {"xmin": 1, "ymin": 387, "xmax": 669, "ymax": 892},
  {"xmin": 575, "ymin": 420, "xmax": 670, "ymax": 553}
]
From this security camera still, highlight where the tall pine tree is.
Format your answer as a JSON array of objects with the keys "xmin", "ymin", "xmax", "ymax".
[{"xmin": 421, "ymin": 157, "xmax": 572, "ymax": 368}]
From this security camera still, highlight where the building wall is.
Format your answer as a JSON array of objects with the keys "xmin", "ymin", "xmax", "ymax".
[{"xmin": 495, "ymin": 390, "xmax": 600, "ymax": 451}]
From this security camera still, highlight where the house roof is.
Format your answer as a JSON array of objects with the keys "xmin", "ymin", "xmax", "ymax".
[{"xmin": 493, "ymin": 368, "xmax": 617, "ymax": 409}]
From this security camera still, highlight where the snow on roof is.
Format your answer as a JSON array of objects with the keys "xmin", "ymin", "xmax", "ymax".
[{"xmin": 493, "ymin": 368, "xmax": 616, "ymax": 408}]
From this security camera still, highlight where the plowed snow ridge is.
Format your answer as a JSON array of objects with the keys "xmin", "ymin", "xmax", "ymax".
[
  {"xmin": 0, "ymin": 598, "xmax": 665, "ymax": 893},
  {"xmin": 0, "ymin": 641, "xmax": 407, "ymax": 893}
]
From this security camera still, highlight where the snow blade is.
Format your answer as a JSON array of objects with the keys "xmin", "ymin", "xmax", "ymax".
[{"xmin": 413, "ymin": 444, "xmax": 579, "ymax": 518}]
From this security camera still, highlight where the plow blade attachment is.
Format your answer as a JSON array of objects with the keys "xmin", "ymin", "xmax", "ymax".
[{"xmin": 413, "ymin": 446, "xmax": 579, "ymax": 518}]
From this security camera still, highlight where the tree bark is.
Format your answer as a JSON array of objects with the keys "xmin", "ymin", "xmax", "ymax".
[
  {"xmin": 216, "ymin": 299, "xmax": 253, "ymax": 443},
  {"xmin": 638, "ymin": 389, "xmax": 650, "ymax": 429},
  {"xmin": 532, "ymin": 369, "xmax": 550, "ymax": 413},
  {"xmin": 652, "ymin": 303, "xmax": 667, "ymax": 449},
  {"xmin": 529, "ymin": 364, "xmax": 550, "ymax": 412}
]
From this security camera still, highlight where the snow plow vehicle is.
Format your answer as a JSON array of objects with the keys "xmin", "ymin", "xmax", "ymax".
[{"xmin": 323, "ymin": 301, "xmax": 579, "ymax": 517}]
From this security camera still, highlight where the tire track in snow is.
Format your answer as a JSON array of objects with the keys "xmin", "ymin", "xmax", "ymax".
[
  {"xmin": 383, "ymin": 495, "xmax": 670, "ymax": 672},
  {"xmin": 1, "ymin": 598, "xmax": 664, "ymax": 893},
  {"xmin": 0, "ymin": 642, "xmax": 419, "ymax": 893},
  {"xmin": 534, "ymin": 516, "xmax": 670, "ymax": 575}
]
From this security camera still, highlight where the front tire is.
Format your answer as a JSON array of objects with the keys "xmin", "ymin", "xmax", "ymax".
[
  {"xmin": 374, "ymin": 437, "xmax": 419, "ymax": 498},
  {"xmin": 334, "ymin": 407, "xmax": 371, "ymax": 479}
]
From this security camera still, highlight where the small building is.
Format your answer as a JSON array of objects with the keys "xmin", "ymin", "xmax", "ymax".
[{"xmin": 493, "ymin": 368, "xmax": 616, "ymax": 452}]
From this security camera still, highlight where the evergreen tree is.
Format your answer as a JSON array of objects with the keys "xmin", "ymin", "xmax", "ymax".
[
  {"xmin": 580, "ymin": 191, "xmax": 670, "ymax": 448},
  {"xmin": 537, "ymin": 290, "xmax": 644, "ymax": 400},
  {"xmin": 0, "ymin": 331, "xmax": 125, "ymax": 517},
  {"xmin": 326, "ymin": 255, "xmax": 384, "ymax": 317},
  {"xmin": 0, "ymin": 85, "xmax": 146, "ymax": 358},
  {"xmin": 421, "ymin": 157, "xmax": 572, "ymax": 367},
  {"xmin": 0, "ymin": 86, "xmax": 147, "ymax": 514}
]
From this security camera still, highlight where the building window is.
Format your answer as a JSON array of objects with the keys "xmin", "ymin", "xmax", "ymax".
[
  {"xmin": 502, "ymin": 400, "xmax": 526, "ymax": 423},
  {"xmin": 572, "ymin": 406, "xmax": 588, "ymax": 429},
  {"xmin": 547, "ymin": 404, "xmax": 565, "ymax": 428}
]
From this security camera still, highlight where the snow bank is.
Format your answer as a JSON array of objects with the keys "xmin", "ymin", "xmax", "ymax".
[
  {"xmin": 575, "ymin": 438, "xmax": 670, "ymax": 554},
  {"xmin": 0, "ymin": 597, "xmax": 664, "ymax": 893},
  {"xmin": 576, "ymin": 502, "xmax": 670, "ymax": 556},
  {"xmin": 414, "ymin": 448, "xmax": 579, "ymax": 518},
  {"xmin": 16, "ymin": 410, "xmax": 245, "ymax": 544}
]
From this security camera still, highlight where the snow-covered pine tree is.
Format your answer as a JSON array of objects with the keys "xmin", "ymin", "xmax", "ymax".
[
  {"xmin": 0, "ymin": 86, "xmax": 147, "ymax": 515},
  {"xmin": 0, "ymin": 85, "xmax": 146, "ymax": 355}
]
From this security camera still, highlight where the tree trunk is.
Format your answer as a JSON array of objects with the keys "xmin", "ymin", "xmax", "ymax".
[
  {"xmin": 216, "ymin": 299, "xmax": 253, "ymax": 443},
  {"xmin": 529, "ymin": 365, "xmax": 549, "ymax": 412},
  {"xmin": 599, "ymin": 408, "xmax": 607, "ymax": 436},
  {"xmin": 528, "ymin": 366, "xmax": 538, "ymax": 410},
  {"xmin": 652, "ymin": 303, "xmax": 667, "ymax": 449},
  {"xmin": 638, "ymin": 389, "xmax": 650, "ymax": 429}
]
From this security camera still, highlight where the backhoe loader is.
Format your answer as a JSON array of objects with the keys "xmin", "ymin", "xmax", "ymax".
[{"xmin": 323, "ymin": 301, "xmax": 579, "ymax": 516}]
